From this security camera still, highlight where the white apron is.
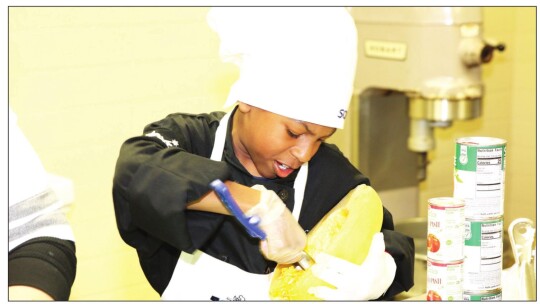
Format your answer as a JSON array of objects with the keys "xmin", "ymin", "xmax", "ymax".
[{"xmin": 161, "ymin": 111, "xmax": 308, "ymax": 300}]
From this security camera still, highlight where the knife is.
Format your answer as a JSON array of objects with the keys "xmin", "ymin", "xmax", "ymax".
[{"xmin": 209, "ymin": 179, "xmax": 315, "ymax": 269}]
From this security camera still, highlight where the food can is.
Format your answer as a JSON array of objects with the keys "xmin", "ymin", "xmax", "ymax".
[
  {"xmin": 463, "ymin": 289, "xmax": 502, "ymax": 301},
  {"xmin": 463, "ymin": 217, "xmax": 503, "ymax": 290},
  {"xmin": 426, "ymin": 259, "xmax": 464, "ymax": 301},
  {"xmin": 454, "ymin": 137, "xmax": 506, "ymax": 218},
  {"xmin": 427, "ymin": 197, "xmax": 465, "ymax": 261}
]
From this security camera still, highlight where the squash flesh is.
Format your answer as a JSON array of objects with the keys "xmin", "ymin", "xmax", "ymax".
[{"xmin": 269, "ymin": 184, "xmax": 383, "ymax": 300}]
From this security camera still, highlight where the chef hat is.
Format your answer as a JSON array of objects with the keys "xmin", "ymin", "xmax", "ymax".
[{"xmin": 207, "ymin": 7, "xmax": 358, "ymax": 129}]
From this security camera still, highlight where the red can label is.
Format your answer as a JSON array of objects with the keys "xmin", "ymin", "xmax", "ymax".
[
  {"xmin": 427, "ymin": 197, "xmax": 465, "ymax": 261},
  {"xmin": 427, "ymin": 259, "xmax": 464, "ymax": 301}
]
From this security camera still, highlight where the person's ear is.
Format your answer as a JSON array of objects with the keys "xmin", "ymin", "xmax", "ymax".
[{"xmin": 237, "ymin": 102, "xmax": 252, "ymax": 113}]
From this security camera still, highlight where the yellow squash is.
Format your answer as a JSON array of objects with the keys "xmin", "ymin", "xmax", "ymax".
[{"xmin": 268, "ymin": 184, "xmax": 383, "ymax": 300}]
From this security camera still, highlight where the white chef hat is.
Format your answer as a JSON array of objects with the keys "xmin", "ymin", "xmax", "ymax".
[{"xmin": 207, "ymin": 7, "xmax": 358, "ymax": 129}]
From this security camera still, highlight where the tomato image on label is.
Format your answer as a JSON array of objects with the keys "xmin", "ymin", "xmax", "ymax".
[
  {"xmin": 427, "ymin": 290, "xmax": 442, "ymax": 301},
  {"xmin": 427, "ymin": 234, "xmax": 441, "ymax": 253}
]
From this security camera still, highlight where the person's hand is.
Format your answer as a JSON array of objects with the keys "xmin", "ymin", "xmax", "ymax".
[
  {"xmin": 308, "ymin": 232, "xmax": 396, "ymax": 300},
  {"xmin": 245, "ymin": 185, "xmax": 307, "ymax": 264}
]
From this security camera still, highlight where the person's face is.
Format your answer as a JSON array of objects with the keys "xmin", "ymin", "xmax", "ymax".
[{"xmin": 232, "ymin": 102, "xmax": 335, "ymax": 179}]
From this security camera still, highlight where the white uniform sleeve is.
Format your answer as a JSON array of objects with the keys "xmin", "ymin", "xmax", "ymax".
[{"xmin": 8, "ymin": 108, "xmax": 75, "ymax": 252}]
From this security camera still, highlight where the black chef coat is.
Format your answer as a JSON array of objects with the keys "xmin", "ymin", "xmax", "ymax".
[{"xmin": 112, "ymin": 107, "xmax": 414, "ymax": 299}]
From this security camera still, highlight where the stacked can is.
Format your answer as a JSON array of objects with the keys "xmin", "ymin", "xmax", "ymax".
[
  {"xmin": 454, "ymin": 137, "xmax": 506, "ymax": 301},
  {"xmin": 426, "ymin": 197, "xmax": 465, "ymax": 301}
]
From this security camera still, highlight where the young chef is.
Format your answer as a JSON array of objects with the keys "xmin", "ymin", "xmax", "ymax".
[{"xmin": 112, "ymin": 7, "xmax": 414, "ymax": 300}]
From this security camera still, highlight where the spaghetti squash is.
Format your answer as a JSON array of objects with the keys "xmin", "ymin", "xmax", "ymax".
[{"xmin": 268, "ymin": 184, "xmax": 383, "ymax": 300}]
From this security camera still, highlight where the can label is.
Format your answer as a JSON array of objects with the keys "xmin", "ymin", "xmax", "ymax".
[
  {"xmin": 463, "ymin": 289, "xmax": 502, "ymax": 301},
  {"xmin": 454, "ymin": 137, "xmax": 506, "ymax": 218},
  {"xmin": 464, "ymin": 218, "xmax": 503, "ymax": 290},
  {"xmin": 427, "ymin": 259, "xmax": 464, "ymax": 301},
  {"xmin": 427, "ymin": 197, "xmax": 465, "ymax": 261}
]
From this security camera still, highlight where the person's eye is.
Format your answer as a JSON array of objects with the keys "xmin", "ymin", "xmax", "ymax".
[{"xmin": 287, "ymin": 130, "xmax": 300, "ymax": 139}]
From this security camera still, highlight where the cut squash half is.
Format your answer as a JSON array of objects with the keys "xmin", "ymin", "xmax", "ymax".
[{"xmin": 269, "ymin": 184, "xmax": 383, "ymax": 300}]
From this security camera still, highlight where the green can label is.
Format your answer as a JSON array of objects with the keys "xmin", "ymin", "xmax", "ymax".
[
  {"xmin": 454, "ymin": 137, "xmax": 507, "ymax": 218},
  {"xmin": 464, "ymin": 289, "xmax": 502, "ymax": 301},
  {"xmin": 464, "ymin": 218, "xmax": 503, "ymax": 290},
  {"xmin": 455, "ymin": 143, "xmax": 506, "ymax": 172}
]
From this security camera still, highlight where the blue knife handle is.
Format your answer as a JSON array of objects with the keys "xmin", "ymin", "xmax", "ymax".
[{"xmin": 210, "ymin": 179, "xmax": 267, "ymax": 240}]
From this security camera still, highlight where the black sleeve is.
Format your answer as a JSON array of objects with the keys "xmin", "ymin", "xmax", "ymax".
[
  {"xmin": 112, "ymin": 112, "xmax": 232, "ymax": 292},
  {"xmin": 113, "ymin": 112, "xmax": 231, "ymax": 250},
  {"xmin": 8, "ymin": 237, "xmax": 77, "ymax": 301},
  {"xmin": 379, "ymin": 208, "xmax": 415, "ymax": 300}
]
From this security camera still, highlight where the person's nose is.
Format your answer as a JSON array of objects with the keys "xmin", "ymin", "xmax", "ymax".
[{"xmin": 290, "ymin": 139, "xmax": 318, "ymax": 163}]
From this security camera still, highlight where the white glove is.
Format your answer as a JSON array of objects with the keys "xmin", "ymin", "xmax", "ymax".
[
  {"xmin": 245, "ymin": 185, "xmax": 307, "ymax": 264},
  {"xmin": 308, "ymin": 232, "xmax": 397, "ymax": 300}
]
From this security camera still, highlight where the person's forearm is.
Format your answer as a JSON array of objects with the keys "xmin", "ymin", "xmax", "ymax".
[{"xmin": 187, "ymin": 180, "xmax": 261, "ymax": 214}]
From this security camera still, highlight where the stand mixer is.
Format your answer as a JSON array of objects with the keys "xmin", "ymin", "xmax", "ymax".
[{"xmin": 348, "ymin": 7, "xmax": 504, "ymax": 220}]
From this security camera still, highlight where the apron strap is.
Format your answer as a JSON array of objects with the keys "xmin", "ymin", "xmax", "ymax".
[
  {"xmin": 210, "ymin": 111, "xmax": 232, "ymax": 161},
  {"xmin": 292, "ymin": 162, "xmax": 308, "ymax": 220}
]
